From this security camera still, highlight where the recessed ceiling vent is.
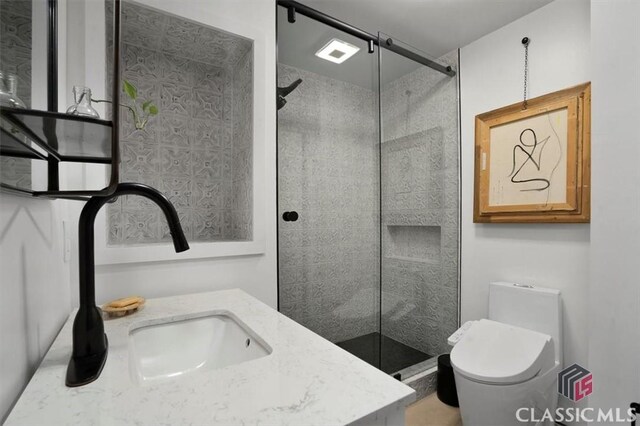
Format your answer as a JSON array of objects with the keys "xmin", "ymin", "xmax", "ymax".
[{"xmin": 315, "ymin": 38, "xmax": 360, "ymax": 64}]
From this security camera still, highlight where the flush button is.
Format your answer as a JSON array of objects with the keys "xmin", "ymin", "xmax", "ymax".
[{"xmin": 514, "ymin": 283, "xmax": 534, "ymax": 288}]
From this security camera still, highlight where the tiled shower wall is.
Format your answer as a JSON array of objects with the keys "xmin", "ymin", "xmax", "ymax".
[
  {"xmin": 107, "ymin": 4, "xmax": 253, "ymax": 244},
  {"xmin": 231, "ymin": 50, "xmax": 253, "ymax": 240},
  {"xmin": 380, "ymin": 50, "xmax": 459, "ymax": 357},
  {"xmin": 0, "ymin": 0, "xmax": 30, "ymax": 106},
  {"xmin": 0, "ymin": 0, "xmax": 31, "ymax": 189},
  {"xmin": 277, "ymin": 64, "xmax": 379, "ymax": 343}
]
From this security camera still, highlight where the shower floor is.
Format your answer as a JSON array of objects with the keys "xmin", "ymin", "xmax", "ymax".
[{"xmin": 336, "ymin": 332, "xmax": 431, "ymax": 375}]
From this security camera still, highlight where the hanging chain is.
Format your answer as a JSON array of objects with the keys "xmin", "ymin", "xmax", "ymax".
[{"xmin": 522, "ymin": 37, "xmax": 530, "ymax": 109}]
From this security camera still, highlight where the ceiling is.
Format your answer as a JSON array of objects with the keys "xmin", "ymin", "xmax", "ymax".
[{"xmin": 278, "ymin": 0, "xmax": 553, "ymax": 88}]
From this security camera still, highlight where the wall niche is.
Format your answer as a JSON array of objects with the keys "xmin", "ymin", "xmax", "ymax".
[
  {"xmin": 106, "ymin": 2, "xmax": 253, "ymax": 245},
  {"xmin": 385, "ymin": 225, "xmax": 441, "ymax": 264}
]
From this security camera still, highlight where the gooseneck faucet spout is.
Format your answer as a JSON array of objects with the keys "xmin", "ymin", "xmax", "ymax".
[{"xmin": 66, "ymin": 183, "xmax": 189, "ymax": 387}]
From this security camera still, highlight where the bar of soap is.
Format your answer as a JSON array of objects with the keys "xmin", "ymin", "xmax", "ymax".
[
  {"xmin": 107, "ymin": 296, "xmax": 144, "ymax": 308},
  {"xmin": 102, "ymin": 297, "xmax": 146, "ymax": 318}
]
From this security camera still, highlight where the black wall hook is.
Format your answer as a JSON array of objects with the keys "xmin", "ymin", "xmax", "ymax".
[{"xmin": 522, "ymin": 36, "xmax": 530, "ymax": 46}]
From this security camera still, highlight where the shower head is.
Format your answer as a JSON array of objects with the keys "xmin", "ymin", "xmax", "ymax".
[
  {"xmin": 278, "ymin": 78, "xmax": 302, "ymax": 97},
  {"xmin": 277, "ymin": 78, "xmax": 303, "ymax": 110}
]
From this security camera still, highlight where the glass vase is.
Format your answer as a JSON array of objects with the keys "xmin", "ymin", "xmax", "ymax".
[
  {"xmin": 66, "ymin": 86, "xmax": 100, "ymax": 118},
  {"xmin": 0, "ymin": 71, "xmax": 28, "ymax": 141},
  {"xmin": 0, "ymin": 71, "xmax": 26, "ymax": 108}
]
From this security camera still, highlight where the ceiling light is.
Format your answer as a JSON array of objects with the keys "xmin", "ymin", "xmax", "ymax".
[{"xmin": 315, "ymin": 38, "xmax": 360, "ymax": 64}]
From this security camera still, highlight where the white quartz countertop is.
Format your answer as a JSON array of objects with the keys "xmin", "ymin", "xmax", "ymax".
[{"xmin": 6, "ymin": 289, "xmax": 415, "ymax": 425}]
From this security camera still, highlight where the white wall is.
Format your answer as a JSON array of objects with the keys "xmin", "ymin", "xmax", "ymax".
[
  {"xmin": 0, "ymin": 197, "xmax": 72, "ymax": 422},
  {"xmin": 588, "ymin": 0, "xmax": 640, "ymax": 416},
  {"xmin": 459, "ymin": 0, "xmax": 591, "ymax": 375},
  {"xmin": 0, "ymin": 1, "xmax": 72, "ymax": 421}
]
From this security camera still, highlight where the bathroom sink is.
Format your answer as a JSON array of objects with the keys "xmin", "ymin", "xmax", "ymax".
[{"xmin": 128, "ymin": 312, "xmax": 271, "ymax": 385}]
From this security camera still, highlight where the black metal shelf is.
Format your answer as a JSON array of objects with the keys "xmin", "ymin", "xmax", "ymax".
[
  {"xmin": 0, "ymin": 107, "xmax": 114, "ymax": 164},
  {"xmin": 0, "ymin": 0, "xmax": 121, "ymax": 201},
  {"xmin": 0, "ymin": 107, "xmax": 117, "ymax": 200},
  {"xmin": 0, "ymin": 126, "xmax": 47, "ymax": 160}
]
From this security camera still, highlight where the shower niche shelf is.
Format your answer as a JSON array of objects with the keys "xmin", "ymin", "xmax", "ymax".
[
  {"xmin": 383, "ymin": 255, "xmax": 439, "ymax": 265},
  {"xmin": 384, "ymin": 224, "xmax": 441, "ymax": 265}
]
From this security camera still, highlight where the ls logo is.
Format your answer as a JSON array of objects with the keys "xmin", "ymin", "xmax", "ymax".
[{"xmin": 558, "ymin": 364, "xmax": 593, "ymax": 402}]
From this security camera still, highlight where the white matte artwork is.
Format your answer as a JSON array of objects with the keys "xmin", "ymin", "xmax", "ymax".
[{"xmin": 488, "ymin": 107, "xmax": 568, "ymax": 207}]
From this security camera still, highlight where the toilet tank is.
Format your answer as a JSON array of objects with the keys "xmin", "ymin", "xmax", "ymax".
[{"xmin": 489, "ymin": 282, "xmax": 562, "ymax": 364}]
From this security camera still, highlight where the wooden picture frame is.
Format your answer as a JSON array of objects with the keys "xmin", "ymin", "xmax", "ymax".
[{"xmin": 474, "ymin": 82, "xmax": 591, "ymax": 223}]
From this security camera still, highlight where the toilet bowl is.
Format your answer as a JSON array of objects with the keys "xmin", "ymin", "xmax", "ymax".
[{"xmin": 450, "ymin": 282, "xmax": 562, "ymax": 426}]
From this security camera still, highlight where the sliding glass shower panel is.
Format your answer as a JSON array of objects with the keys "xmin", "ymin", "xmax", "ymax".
[
  {"xmin": 379, "ymin": 33, "xmax": 460, "ymax": 374},
  {"xmin": 277, "ymin": 7, "xmax": 460, "ymax": 379},
  {"xmin": 277, "ymin": 8, "xmax": 380, "ymax": 345}
]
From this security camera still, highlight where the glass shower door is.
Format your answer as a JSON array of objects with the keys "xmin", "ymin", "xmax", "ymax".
[
  {"xmin": 277, "ymin": 7, "xmax": 381, "ymax": 350},
  {"xmin": 276, "ymin": 9, "xmax": 460, "ymax": 379},
  {"xmin": 378, "ymin": 33, "xmax": 460, "ymax": 375}
]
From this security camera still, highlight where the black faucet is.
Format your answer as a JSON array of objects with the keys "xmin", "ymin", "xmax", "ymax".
[{"xmin": 66, "ymin": 183, "xmax": 190, "ymax": 387}]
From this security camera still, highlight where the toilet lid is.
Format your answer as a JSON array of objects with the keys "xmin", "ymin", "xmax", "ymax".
[{"xmin": 450, "ymin": 319, "xmax": 553, "ymax": 385}]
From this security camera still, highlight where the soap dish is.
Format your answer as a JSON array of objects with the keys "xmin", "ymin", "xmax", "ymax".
[{"xmin": 102, "ymin": 296, "xmax": 145, "ymax": 318}]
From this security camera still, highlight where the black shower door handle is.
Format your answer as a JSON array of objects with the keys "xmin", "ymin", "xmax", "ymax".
[{"xmin": 282, "ymin": 211, "xmax": 299, "ymax": 222}]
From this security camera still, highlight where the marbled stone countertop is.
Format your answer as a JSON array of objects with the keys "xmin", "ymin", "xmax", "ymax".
[{"xmin": 6, "ymin": 289, "xmax": 415, "ymax": 425}]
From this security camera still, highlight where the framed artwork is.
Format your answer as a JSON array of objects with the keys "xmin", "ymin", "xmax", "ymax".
[{"xmin": 474, "ymin": 83, "xmax": 591, "ymax": 223}]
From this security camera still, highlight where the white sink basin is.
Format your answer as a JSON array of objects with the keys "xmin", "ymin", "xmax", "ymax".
[{"xmin": 128, "ymin": 312, "xmax": 271, "ymax": 385}]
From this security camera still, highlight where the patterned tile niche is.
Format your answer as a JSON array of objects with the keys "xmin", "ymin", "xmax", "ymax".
[
  {"xmin": 107, "ymin": 2, "xmax": 253, "ymax": 245},
  {"xmin": 277, "ymin": 63, "xmax": 380, "ymax": 343},
  {"xmin": 0, "ymin": 0, "xmax": 32, "ymax": 189},
  {"xmin": 380, "ymin": 50, "xmax": 460, "ymax": 358}
]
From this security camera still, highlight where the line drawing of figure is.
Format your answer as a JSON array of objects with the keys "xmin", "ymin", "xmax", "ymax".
[
  {"xmin": 508, "ymin": 128, "xmax": 552, "ymax": 191},
  {"xmin": 491, "ymin": 111, "xmax": 565, "ymax": 207}
]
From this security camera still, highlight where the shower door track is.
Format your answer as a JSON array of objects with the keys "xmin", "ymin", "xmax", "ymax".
[{"xmin": 277, "ymin": 0, "xmax": 456, "ymax": 77}]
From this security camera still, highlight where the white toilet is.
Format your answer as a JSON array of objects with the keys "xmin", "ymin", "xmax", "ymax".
[{"xmin": 450, "ymin": 282, "xmax": 562, "ymax": 426}]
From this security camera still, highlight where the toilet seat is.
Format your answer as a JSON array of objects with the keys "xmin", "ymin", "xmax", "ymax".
[{"xmin": 450, "ymin": 319, "xmax": 554, "ymax": 385}]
